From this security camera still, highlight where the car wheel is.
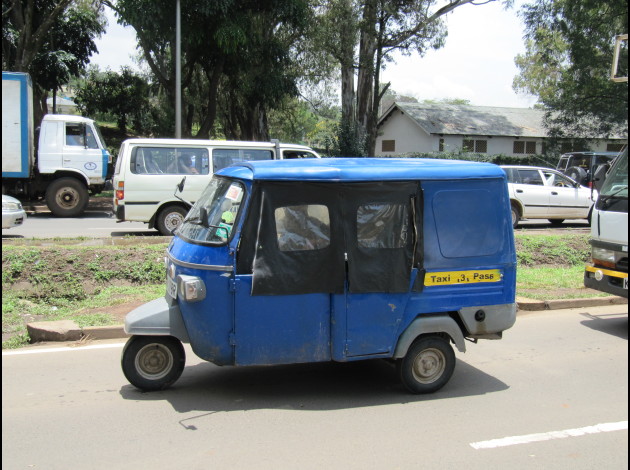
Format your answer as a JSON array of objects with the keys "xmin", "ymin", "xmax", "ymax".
[
  {"xmin": 397, "ymin": 336, "xmax": 455, "ymax": 394},
  {"xmin": 45, "ymin": 177, "xmax": 89, "ymax": 217},
  {"xmin": 121, "ymin": 336, "xmax": 185, "ymax": 391},
  {"xmin": 511, "ymin": 204, "xmax": 520, "ymax": 228},
  {"xmin": 156, "ymin": 205, "xmax": 188, "ymax": 235}
]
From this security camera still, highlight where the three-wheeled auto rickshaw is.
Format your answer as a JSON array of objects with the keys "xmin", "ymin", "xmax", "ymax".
[{"xmin": 121, "ymin": 158, "xmax": 517, "ymax": 394}]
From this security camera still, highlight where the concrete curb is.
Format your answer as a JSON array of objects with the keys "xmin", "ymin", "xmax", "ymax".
[
  {"xmin": 24, "ymin": 296, "xmax": 628, "ymax": 343},
  {"xmin": 516, "ymin": 295, "xmax": 627, "ymax": 312}
]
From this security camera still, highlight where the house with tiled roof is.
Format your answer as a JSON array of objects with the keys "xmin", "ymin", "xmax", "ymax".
[{"xmin": 375, "ymin": 102, "xmax": 627, "ymax": 157}]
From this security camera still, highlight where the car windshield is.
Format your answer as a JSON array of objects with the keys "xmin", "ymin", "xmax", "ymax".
[
  {"xmin": 177, "ymin": 176, "xmax": 245, "ymax": 244},
  {"xmin": 599, "ymin": 149, "xmax": 628, "ymax": 199}
]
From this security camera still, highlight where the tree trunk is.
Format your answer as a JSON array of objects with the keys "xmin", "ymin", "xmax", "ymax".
[
  {"xmin": 196, "ymin": 59, "xmax": 224, "ymax": 139},
  {"xmin": 338, "ymin": 0, "xmax": 357, "ymax": 126},
  {"xmin": 356, "ymin": 0, "xmax": 377, "ymax": 155}
]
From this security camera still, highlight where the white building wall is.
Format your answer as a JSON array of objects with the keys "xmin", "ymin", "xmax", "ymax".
[
  {"xmin": 375, "ymin": 110, "xmax": 434, "ymax": 156},
  {"xmin": 376, "ymin": 109, "xmax": 627, "ymax": 157}
]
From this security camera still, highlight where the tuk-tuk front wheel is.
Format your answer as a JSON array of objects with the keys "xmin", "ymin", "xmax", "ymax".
[
  {"xmin": 122, "ymin": 336, "xmax": 185, "ymax": 391},
  {"xmin": 398, "ymin": 336, "xmax": 455, "ymax": 394}
]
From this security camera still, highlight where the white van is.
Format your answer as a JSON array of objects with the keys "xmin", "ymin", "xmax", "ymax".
[{"xmin": 113, "ymin": 138, "xmax": 320, "ymax": 234}]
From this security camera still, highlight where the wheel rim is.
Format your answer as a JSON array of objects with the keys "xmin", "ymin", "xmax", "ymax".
[
  {"xmin": 55, "ymin": 187, "xmax": 80, "ymax": 210},
  {"xmin": 135, "ymin": 343, "xmax": 174, "ymax": 380},
  {"xmin": 411, "ymin": 347, "xmax": 446, "ymax": 384},
  {"xmin": 164, "ymin": 212, "xmax": 184, "ymax": 232}
]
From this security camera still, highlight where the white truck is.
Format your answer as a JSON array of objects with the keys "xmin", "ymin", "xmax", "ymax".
[
  {"xmin": 2, "ymin": 71, "xmax": 111, "ymax": 216},
  {"xmin": 583, "ymin": 35, "xmax": 628, "ymax": 297},
  {"xmin": 584, "ymin": 147, "xmax": 628, "ymax": 297}
]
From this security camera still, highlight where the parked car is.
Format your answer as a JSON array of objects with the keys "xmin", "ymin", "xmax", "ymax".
[
  {"xmin": 556, "ymin": 151, "xmax": 618, "ymax": 188},
  {"xmin": 502, "ymin": 165, "xmax": 596, "ymax": 228},
  {"xmin": 2, "ymin": 195, "xmax": 27, "ymax": 229}
]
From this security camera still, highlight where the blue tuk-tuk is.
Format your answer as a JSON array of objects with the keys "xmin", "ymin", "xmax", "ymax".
[{"xmin": 121, "ymin": 158, "xmax": 517, "ymax": 394}]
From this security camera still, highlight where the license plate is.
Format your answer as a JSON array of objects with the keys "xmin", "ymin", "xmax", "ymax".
[
  {"xmin": 624, "ymin": 277, "xmax": 628, "ymax": 290},
  {"xmin": 167, "ymin": 275, "xmax": 178, "ymax": 299}
]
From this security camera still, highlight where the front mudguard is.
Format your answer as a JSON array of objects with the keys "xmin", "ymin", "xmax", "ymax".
[{"xmin": 124, "ymin": 297, "xmax": 190, "ymax": 343}]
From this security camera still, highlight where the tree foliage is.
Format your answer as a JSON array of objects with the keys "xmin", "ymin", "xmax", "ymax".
[
  {"xmin": 316, "ymin": 0, "xmax": 486, "ymax": 156},
  {"xmin": 74, "ymin": 66, "xmax": 151, "ymax": 133},
  {"xmin": 514, "ymin": 0, "xmax": 628, "ymax": 142},
  {"xmin": 3, "ymin": 0, "xmax": 105, "ymax": 121},
  {"xmin": 107, "ymin": 0, "xmax": 314, "ymax": 140}
]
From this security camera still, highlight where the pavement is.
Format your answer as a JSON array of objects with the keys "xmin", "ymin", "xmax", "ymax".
[{"xmin": 24, "ymin": 295, "xmax": 628, "ymax": 344}]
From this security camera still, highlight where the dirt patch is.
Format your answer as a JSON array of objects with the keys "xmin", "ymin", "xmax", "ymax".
[
  {"xmin": 74, "ymin": 300, "xmax": 146, "ymax": 324},
  {"xmin": 2, "ymin": 244, "xmax": 167, "ymax": 342}
]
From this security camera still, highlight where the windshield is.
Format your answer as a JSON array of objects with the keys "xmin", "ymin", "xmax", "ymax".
[
  {"xmin": 599, "ymin": 149, "xmax": 628, "ymax": 199},
  {"xmin": 177, "ymin": 176, "xmax": 245, "ymax": 244},
  {"xmin": 93, "ymin": 123, "xmax": 107, "ymax": 149}
]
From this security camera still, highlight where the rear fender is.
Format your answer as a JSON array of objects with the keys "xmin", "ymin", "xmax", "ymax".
[{"xmin": 394, "ymin": 314, "xmax": 466, "ymax": 358}]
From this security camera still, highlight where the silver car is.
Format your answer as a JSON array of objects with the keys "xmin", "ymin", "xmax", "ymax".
[{"xmin": 2, "ymin": 195, "xmax": 27, "ymax": 229}]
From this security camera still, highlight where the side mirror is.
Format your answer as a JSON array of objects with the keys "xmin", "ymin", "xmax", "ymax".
[
  {"xmin": 174, "ymin": 177, "xmax": 193, "ymax": 208},
  {"xmin": 177, "ymin": 176, "xmax": 186, "ymax": 193},
  {"xmin": 199, "ymin": 207, "xmax": 209, "ymax": 227}
]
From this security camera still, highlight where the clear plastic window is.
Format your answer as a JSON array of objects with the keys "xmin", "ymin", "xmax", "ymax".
[
  {"xmin": 275, "ymin": 205, "xmax": 330, "ymax": 251},
  {"xmin": 357, "ymin": 204, "xmax": 409, "ymax": 248}
]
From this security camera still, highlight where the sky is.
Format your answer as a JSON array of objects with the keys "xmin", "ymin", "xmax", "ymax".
[{"xmin": 90, "ymin": 0, "xmax": 538, "ymax": 109}]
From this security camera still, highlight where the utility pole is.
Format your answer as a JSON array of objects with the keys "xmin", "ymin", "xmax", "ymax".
[{"xmin": 175, "ymin": 0, "xmax": 182, "ymax": 138}]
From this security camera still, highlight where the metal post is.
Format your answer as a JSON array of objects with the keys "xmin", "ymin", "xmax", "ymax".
[{"xmin": 175, "ymin": 0, "xmax": 182, "ymax": 138}]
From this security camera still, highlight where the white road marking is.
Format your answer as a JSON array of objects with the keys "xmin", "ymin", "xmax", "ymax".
[
  {"xmin": 2, "ymin": 342, "xmax": 125, "ymax": 356},
  {"xmin": 470, "ymin": 421, "xmax": 628, "ymax": 449}
]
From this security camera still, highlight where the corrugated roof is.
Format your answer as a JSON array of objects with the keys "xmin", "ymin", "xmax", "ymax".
[{"xmin": 382, "ymin": 102, "xmax": 547, "ymax": 137}]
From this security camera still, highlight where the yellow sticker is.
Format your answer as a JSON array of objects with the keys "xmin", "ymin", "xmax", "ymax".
[{"xmin": 425, "ymin": 269, "xmax": 502, "ymax": 286}]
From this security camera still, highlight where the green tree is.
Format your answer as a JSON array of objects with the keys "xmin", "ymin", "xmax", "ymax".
[
  {"xmin": 74, "ymin": 66, "xmax": 150, "ymax": 133},
  {"xmin": 267, "ymin": 98, "xmax": 319, "ymax": 144},
  {"xmin": 317, "ymin": 0, "xmax": 488, "ymax": 156},
  {"xmin": 514, "ymin": 0, "xmax": 628, "ymax": 144},
  {"xmin": 108, "ymin": 0, "xmax": 313, "ymax": 140},
  {"xmin": 3, "ymin": 0, "xmax": 105, "ymax": 122}
]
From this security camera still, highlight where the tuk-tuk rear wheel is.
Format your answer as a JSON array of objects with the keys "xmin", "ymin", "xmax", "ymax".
[
  {"xmin": 398, "ymin": 336, "xmax": 455, "ymax": 394},
  {"xmin": 122, "ymin": 336, "xmax": 185, "ymax": 391}
]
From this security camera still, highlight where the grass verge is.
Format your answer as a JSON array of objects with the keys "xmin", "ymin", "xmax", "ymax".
[{"xmin": 1, "ymin": 233, "xmax": 605, "ymax": 349}]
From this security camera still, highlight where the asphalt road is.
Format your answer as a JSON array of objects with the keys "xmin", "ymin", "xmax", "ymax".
[
  {"xmin": 2, "ymin": 202, "xmax": 591, "ymax": 239},
  {"xmin": 2, "ymin": 206, "xmax": 160, "ymax": 238},
  {"xmin": 2, "ymin": 304, "xmax": 627, "ymax": 470}
]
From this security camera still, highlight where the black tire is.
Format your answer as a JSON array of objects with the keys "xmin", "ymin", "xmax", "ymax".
[
  {"xmin": 566, "ymin": 166, "xmax": 587, "ymax": 186},
  {"xmin": 45, "ymin": 177, "xmax": 89, "ymax": 217},
  {"xmin": 121, "ymin": 336, "xmax": 186, "ymax": 391},
  {"xmin": 549, "ymin": 219, "xmax": 565, "ymax": 226},
  {"xmin": 156, "ymin": 205, "xmax": 188, "ymax": 235},
  {"xmin": 511, "ymin": 203, "xmax": 520, "ymax": 228},
  {"xmin": 398, "ymin": 336, "xmax": 455, "ymax": 394}
]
